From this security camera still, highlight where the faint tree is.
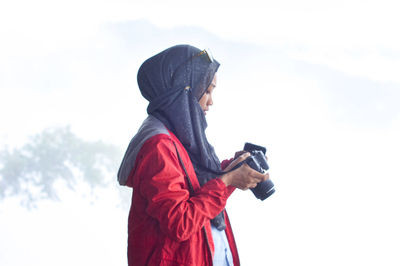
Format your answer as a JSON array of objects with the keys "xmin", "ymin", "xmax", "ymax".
[{"xmin": 0, "ymin": 127, "xmax": 124, "ymax": 208}]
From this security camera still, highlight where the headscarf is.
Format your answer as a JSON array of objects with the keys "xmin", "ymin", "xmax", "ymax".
[{"xmin": 137, "ymin": 44, "xmax": 226, "ymax": 230}]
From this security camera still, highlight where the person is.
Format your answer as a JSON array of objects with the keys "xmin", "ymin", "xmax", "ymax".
[{"xmin": 118, "ymin": 44, "xmax": 269, "ymax": 266}]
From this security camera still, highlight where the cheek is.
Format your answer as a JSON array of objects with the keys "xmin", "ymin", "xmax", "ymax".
[{"xmin": 199, "ymin": 95, "xmax": 207, "ymax": 109}]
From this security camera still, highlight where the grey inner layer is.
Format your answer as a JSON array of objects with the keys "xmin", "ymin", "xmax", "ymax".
[{"xmin": 118, "ymin": 115, "xmax": 169, "ymax": 185}]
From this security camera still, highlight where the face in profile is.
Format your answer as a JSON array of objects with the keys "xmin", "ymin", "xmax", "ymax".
[{"xmin": 198, "ymin": 74, "xmax": 217, "ymax": 115}]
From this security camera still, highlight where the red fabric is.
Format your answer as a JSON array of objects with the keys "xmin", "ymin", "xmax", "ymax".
[
  {"xmin": 221, "ymin": 158, "xmax": 234, "ymax": 171},
  {"xmin": 127, "ymin": 131, "xmax": 239, "ymax": 266}
]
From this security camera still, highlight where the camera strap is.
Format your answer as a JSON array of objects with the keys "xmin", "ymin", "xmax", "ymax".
[
  {"xmin": 196, "ymin": 160, "xmax": 247, "ymax": 176},
  {"xmin": 172, "ymin": 141, "xmax": 245, "ymax": 181},
  {"xmin": 172, "ymin": 141, "xmax": 195, "ymax": 194}
]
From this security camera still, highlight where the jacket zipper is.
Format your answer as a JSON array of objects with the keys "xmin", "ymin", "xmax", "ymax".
[{"xmin": 203, "ymin": 226, "xmax": 213, "ymax": 266}]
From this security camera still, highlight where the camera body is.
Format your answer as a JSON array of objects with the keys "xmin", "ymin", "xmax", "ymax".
[
  {"xmin": 245, "ymin": 150, "xmax": 269, "ymax": 174},
  {"xmin": 244, "ymin": 143, "xmax": 275, "ymax": 201}
]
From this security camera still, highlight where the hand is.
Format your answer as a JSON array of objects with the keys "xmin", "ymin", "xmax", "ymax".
[
  {"xmin": 234, "ymin": 150, "xmax": 268, "ymax": 161},
  {"xmin": 220, "ymin": 153, "xmax": 269, "ymax": 190},
  {"xmin": 233, "ymin": 150, "xmax": 247, "ymax": 159}
]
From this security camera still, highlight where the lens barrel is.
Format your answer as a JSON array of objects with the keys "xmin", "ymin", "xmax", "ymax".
[
  {"xmin": 250, "ymin": 179, "xmax": 275, "ymax": 200},
  {"xmin": 245, "ymin": 149, "xmax": 275, "ymax": 201}
]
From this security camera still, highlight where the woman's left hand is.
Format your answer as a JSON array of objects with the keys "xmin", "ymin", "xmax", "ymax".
[
  {"xmin": 234, "ymin": 150, "xmax": 268, "ymax": 161},
  {"xmin": 234, "ymin": 150, "xmax": 246, "ymax": 159}
]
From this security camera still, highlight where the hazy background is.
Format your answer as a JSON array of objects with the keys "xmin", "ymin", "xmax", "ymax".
[{"xmin": 1, "ymin": 0, "xmax": 400, "ymax": 265}]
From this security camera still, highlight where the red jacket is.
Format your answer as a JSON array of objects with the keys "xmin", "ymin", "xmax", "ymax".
[{"xmin": 124, "ymin": 127, "xmax": 239, "ymax": 265}]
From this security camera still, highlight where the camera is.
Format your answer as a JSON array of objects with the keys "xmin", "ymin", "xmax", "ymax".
[{"xmin": 244, "ymin": 143, "xmax": 275, "ymax": 201}]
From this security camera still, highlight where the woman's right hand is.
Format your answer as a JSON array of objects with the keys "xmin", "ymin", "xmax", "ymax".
[{"xmin": 220, "ymin": 153, "xmax": 269, "ymax": 190}]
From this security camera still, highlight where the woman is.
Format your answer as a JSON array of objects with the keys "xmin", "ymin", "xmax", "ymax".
[{"xmin": 118, "ymin": 45, "xmax": 269, "ymax": 266}]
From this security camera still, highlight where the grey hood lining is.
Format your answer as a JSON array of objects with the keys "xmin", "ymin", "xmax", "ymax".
[{"xmin": 117, "ymin": 115, "xmax": 169, "ymax": 186}]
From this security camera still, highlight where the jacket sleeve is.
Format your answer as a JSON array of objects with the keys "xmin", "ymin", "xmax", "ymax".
[{"xmin": 136, "ymin": 135, "xmax": 231, "ymax": 242}]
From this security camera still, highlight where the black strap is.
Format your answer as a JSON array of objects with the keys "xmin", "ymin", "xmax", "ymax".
[
  {"xmin": 173, "ymin": 141, "xmax": 228, "ymax": 232},
  {"xmin": 172, "ymin": 141, "xmax": 246, "ymax": 192},
  {"xmin": 196, "ymin": 160, "xmax": 245, "ymax": 176},
  {"xmin": 172, "ymin": 141, "xmax": 195, "ymax": 195}
]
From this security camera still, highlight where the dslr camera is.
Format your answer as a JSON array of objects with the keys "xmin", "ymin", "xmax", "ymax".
[{"xmin": 243, "ymin": 143, "xmax": 275, "ymax": 200}]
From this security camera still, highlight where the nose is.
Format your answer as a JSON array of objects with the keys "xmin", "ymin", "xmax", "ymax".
[{"xmin": 208, "ymin": 95, "xmax": 213, "ymax": 106}]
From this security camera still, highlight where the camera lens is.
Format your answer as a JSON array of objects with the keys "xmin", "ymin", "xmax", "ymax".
[
  {"xmin": 250, "ymin": 179, "xmax": 275, "ymax": 201},
  {"xmin": 243, "ymin": 143, "xmax": 276, "ymax": 201}
]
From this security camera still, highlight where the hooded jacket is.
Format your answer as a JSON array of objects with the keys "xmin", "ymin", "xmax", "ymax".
[
  {"xmin": 133, "ymin": 44, "xmax": 228, "ymax": 230},
  {"xmin": 120, "ymin": 115, "xmax": 240, "ymax": 266}
]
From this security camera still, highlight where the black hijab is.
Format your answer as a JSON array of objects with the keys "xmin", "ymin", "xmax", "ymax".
[{"xmin": 137, "ymin": 44, "xmax": 226, "ymax": 230}]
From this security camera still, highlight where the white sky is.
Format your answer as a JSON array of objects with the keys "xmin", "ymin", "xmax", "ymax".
[
  {"xmin": 1, "ymin": 0, "xmax": 400, "ymax": 265},
  {"xmin": 2, "ymin": 0, "xmax": 400, "ymax": 83}
]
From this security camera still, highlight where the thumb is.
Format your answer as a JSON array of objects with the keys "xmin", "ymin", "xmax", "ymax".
[{"xmin": 224, "ymin": 152, "xmax": 250, "ymax": 171}]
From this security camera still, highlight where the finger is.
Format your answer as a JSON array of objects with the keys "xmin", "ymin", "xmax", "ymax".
[
  {"xmin": 224, "ymin": 153, "xmax": 250, "ymax": 171},
  {"xmin": 263, "ymin": 173, "xmax": 270, "ymax": 181},
  {"xmin": 237, "ymin": 152, "xmax": 251, "ymax": 161},
  {"xmin": 230, "ymin": 153, "xmax": 250, "ymax": 168},
  {"xmin": 252, "ymin": 171, "xmax": 268, "ymax": 180},
  {"xmin": 234, "ymin": 150, "xmax": 246, "ymax": 159},
  {"xmin": 243, "ymin": 180, "xmax": 258, "ymax": 189},
  {"xmin": 239, "ymin": 184, "xmax": 249, "ymax": 191},
  {"xmin": 254, "ymin": 168, "xmax": 269, "ymax": 179},
  {"xmin": 231, "ymin": 153, "xmax": 250, "ymax": 166},
  {"xmin": 249, "ymin": 182, "xmax": 258, "ymax": 189},
  {"xmin": 243, "ymin": 164, "xmax": 265, "ymax": 180}
]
